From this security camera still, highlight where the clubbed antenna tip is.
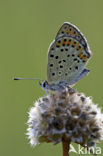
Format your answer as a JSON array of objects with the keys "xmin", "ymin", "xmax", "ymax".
[
  {"xmin": 14, "ymin": 78, "xmax": 20, "ymax": 80},
  {"xmin": 13, "ymin": 77, "xmax": 42, "ymax": 81}
]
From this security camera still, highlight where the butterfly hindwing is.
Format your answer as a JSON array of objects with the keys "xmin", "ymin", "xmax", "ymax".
[{"xmin": 68, "ymin": 68, "xmax": 90, "ymax": 85}]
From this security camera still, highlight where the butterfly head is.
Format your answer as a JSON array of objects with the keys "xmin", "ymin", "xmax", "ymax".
[{"xmin": 39, "ymin": 80, "xmax": 49, "ymax": 90}]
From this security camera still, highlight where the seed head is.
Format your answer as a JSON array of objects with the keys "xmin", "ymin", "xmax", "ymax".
[{"xmin": 27, "ymin": 89, "xmax": 103, "ymax": 150}]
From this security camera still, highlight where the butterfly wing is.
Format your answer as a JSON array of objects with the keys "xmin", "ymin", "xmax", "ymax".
[
  {"xmin": 68, "ymin": 68, "xmax": 90, "ymax": 85},
  {"xmin": 47, "ymin": 23, "xmax": 91, "ymax": 85},
  {"xmin": 56, "ymin": 23, "xmax": 86, "ymax": 45}
]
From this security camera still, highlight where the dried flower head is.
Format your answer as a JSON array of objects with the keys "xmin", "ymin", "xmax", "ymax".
[{"xmin": 27, "ymin": 89, "xmax": 103, "ymax": 153}]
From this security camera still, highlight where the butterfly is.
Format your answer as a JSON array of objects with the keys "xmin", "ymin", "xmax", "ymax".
[
  {"xmin": 40, "ymin": 22, "xmax": 91, "ymax": 91},
  {"xmin": 14, "ymin": 22, "xmax": 91, "ymax": 92}
]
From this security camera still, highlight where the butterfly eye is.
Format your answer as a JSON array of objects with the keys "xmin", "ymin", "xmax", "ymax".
[
  {"xmin": 42, "ymin": 81, "xmax": 48, "ymax": 88},
  {"xmin": 39, "ymin": 81, "xmax": 45, "ymax": 88}
]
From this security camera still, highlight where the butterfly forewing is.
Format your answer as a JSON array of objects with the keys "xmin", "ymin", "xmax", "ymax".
[
  {"xmin": 47, "ymin": 35, "xmax": 90, "ymax": 85},
  {"xmin": 56, "ymin": 22, "xmax": 91, "ymax": 57}
]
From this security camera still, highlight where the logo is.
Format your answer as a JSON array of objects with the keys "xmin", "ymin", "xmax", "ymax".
[{"xmin": 70, "ymin": 144, "xmax": 102, "ymax": 155}]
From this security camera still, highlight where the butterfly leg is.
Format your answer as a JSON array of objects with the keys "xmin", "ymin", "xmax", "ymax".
[
  {"xmin": 66, "ymin": 86, "xmax": 77, "ymax": 94},
  {"xmin": 57, "ymin": 83, "xmax": 76, "ymax": 93}
]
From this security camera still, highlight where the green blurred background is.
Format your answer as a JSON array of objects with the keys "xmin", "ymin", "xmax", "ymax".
[{"xmin": 0, "ymin": 0, "xmax": 103, "ymax": 155}]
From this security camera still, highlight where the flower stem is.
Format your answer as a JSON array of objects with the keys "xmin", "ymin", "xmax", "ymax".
[{"xmin": 62, "ymin": 140, "xmax": 71, "ymax": 156}]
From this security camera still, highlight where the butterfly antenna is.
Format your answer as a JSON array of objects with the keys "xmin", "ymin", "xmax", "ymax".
[{"xmin": 14, "ymin": 77, "xmax": 43, "ymax": 81}]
